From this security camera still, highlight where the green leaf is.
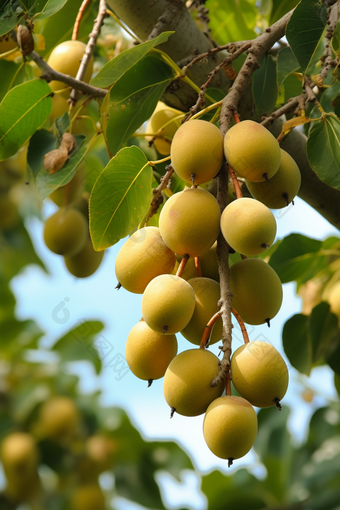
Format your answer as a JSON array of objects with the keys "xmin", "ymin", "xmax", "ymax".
[
  {"xmin": 270, "ymin": 0, "xmax": 300, "ymax": 24},
  {"xmin": 320, "ymin": 81, "xmax": 340, "ymax": 113},
  {"xmin": 286, "ymin": 0, "xmax": 327, "ymax": 73},
  {"xmin": 0, "ymin": 1, "xmax": 21, "ymax": 37},
  {"xmin": 309, "ymin": 302, "xmax": 339, "ymax": 364},
  {"xmin": 0, "ymin": 284, "xmax": 16, "ymax": 323},
  {"xmin": 0, "ymin": 79, "xmax": 52, "ymax": 161},
  {"xmin": 36, "ymin": 135, "xmax": 87, "ymax": 200},
  {"xmin": 268, "ymin": 233, "xmax": 323, "ymax": 284},
  {"xmin": 332, "ymin": 20, "xmax": 340, "ymax": 54},
  {"xmin": 284, "ymin": 73, "xmax": 303, "ymax": 103},
  {"xmin": 33, "ymin": 0, "xmax": 69, "ymax": 19},
  {"xmin": 277, "ymin": 46, "xmax": 300, "ymax": 87},
  {"xmin": 206, "ymin": 0, "xmax": 257, "ymax": 44},
  {"xmin": 90, "ymin": 31, "xmax": 174, "ymax": 88},
  {"xmin": 52, "ymin": 321, "xmax": 105, "ymax": 374},
  {"xmin": 27, "ymin": 129, "xmax": 56, "ymax": 182},
  {"xmin": 0, "ymin": 317, "xmax": 43, "ymax": 353},
  {"xmin": 0, "ymin": 61, "xmax": 18, "ymax": 103},
  {"xmin": 106, "ymin": 52, "xmax": 174, "ymax": 156},
  {"xmin": 89, "ymin": 146, "xmax": 153, "ymax": 251},
  {"xmin": 283, "ymin": 313, "xmax": 311, "ymax": 375},
  {"xmin": 307, "ymin": 115, "xmax": 340, "ymax": 191},
  {"xmin": 253, "ymin": 54, "xmax": 277, "ymax": 114}
]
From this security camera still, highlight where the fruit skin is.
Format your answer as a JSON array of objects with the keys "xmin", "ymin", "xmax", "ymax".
[
  {"xmin": 203, "ymin": 396, "xmax": 257, "ymax": 459},
  {"xmin": 159, "ymin": 187, "xmax": 221, "ymax": 257},
  {"xmin": 229, "ymin": 258, "xmax": 283, "ymax": 325},
  {"xmin": 125, "ymin": 321, "xmax": 178, "ymax": 380},
  {"xmin": 71, "ymin": 484, "xmax": 106, "ymax": 510},
  {"xmin": 38, "ymin": 396, "xmax": 80, "ymax": 443},
  {"xmin": 328, "ymin": 281, "xmax": 340, "ymax": 327},
  {"xmin": 47, "ymin": 41, "xmax": 93, "ymax": 97},
  {"xmin": 85, "ymin": 435, "xmax": 117, "ymax": 473},
  {"xmin": 224, "ymin": 120, "xmax": 281, "ymax": 181},
  {"xmin": 142, "ymin": 274, "xmax": 195, "ymax": 334},
  {"xmin": 146, "ymin": 101, "xmax": 183, "ymax": 155},
  {"xmin": 115, "ymin": 227, "xmax": 176, "ymax": 294},
  {"xmin": 246, "ymin": 149, "xmax": 301, "ymax": 209},
  {"xmin": 171, "ymin": 119, "xmax": 224, "ymax": 185},
  {"xmin": 231, "ymin": 340, "xmax": 289, "ymax": 408},
  {"xmin": 163, "ymin": 349, "xmax": 224, "ymax": 416},
  {"xmin": 220, "ymin": 197, "xmax": 277, "ymax": 256},
  {"xmin": 64, "ymin": 238, "xmax": 104, "ymax": 278},
  {"xmin": 43, "ymin": 208, "xmax": 88, "ymax": 257},
  {"xmin": 182, "ymin": 277, "xmax": 222, "ymax": 346}
]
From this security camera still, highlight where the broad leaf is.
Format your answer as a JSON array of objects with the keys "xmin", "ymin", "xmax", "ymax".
[
  {"xmin": 91, "ymin": 31, "xmax": 174, "ymax": 88},
  {"xmin": 270, "ymin": 0, "xmax": 300, "ymax": 24},
  {"xmin": 89, "ymin": 146, "xmax": 153, "ymax": 251},
  {"xmin": 0, "ymin": 80, "xmax": 52, "ymax": 161},
  {"xmin": 0, "ymin": 1, "xmax": 21, "ymax": 37},
  {"xmin": 27, "ymin": 129, "xmax": 56, "ymax": 182},
  {"xmin": 307, "ymin": 115, "xmax": 340, "ymax": 191},
  {"xmin": 253, "ymin": 54, "xmax": 277, "ymax": 114},
  {"xmin": 106, "ymin": 52, "xmax": 174, "ymax": 156},
  {"xmin": 286, "ymin": 0, "xmax": 327, "ymax": 73},
  {"xmin": 33, "ymin": 0, "xmax": 69, "ymax": 19},
  {"xmin": 283, "ymin": 313, "xmax": 311, "ymax": 375},
  {"xmin": 206, "ymin": 0, "xmax": 257, "ymax": 44},
  {"xmin": 320, "ymin": 81, "xmax": 340, "ymax": 113},
  {"xmin": 277, "ymin": 46, "xmax": 300, "ymax": 87},
  {"xmin": 309, "ymin": 302, "xmax": 339, "ymax": 364}
]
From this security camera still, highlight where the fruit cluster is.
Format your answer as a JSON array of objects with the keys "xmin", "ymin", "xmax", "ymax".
[{"xmin": 117, "ymin": 117, "xmax": 295, "ymax": 464}]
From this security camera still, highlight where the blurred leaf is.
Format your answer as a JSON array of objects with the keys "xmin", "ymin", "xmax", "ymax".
[
  {"xmin": 0, "ymin": 61, "xmax": 18, "ymax": 102},
  {"xmin": 206, "ymin": 0, "xmax": 257, "ymax": 44},
  {"xmin": 283, "ymin": 313, "xmax": 311, "ymax": 375},
  {"xmin": 89, "ymin": 146, "xmax": 153, "ymax": 251},
  {"xmin": 91, "ymin": 31, "xmax": 174, "ymax": 88},
  {"xmin": 307, "ymin": 115, "xmax": 340, "ymax": 191},
  {"xmin": 11, "ymin": 62, "xmax": 35, "ymax": 88},
  {"xmin": 106, "ymin": 52, "xmax": 174, "ymax": 156},
  {"xmin": 253, "ymin": 54, "xmax": 277, "ymax": 114},
  {"xmin": 33, "ymin": 0, "xmax": 69, "ymax": 19},
  {"xmin": 270, "ymin": 0, "xmax": 300, "ymax": 24},
  {"xmin": 0, "ymin": 317, "xmax": 43, "ymax": 354},
  {"xmin": 334, "ymin": 373, "xmax": 340, "ymax": 397},
  {"xmin": 0, "ymin": 80, "xmax": 52, "ymax": 161},
  {"xmin": 309, "ymin": 302, "xmax": 339, "ymax": 363},
  {"xmin": 53, "ymin": 320, "xmax": 105, "ymax": 374},
  {"xmin": 27, "ymin": 128, "xmax": 56, "ymax": 182},
  {"xmin": 0, "ymin": 284, "xmax": 16, "ymax": 322},
  {"xmin": 333, "ymin": 20, "xmax": 340, "ymax": 54},
  {"xmin": 277, "ymin": 46, "xmax": 300, "ymax": 87},
  {"xmin": 0, "ymin": 1, "xmax": 21, "ymax": 37},
  {"xmin": 307, "ymin": 406, "xmax": 340, "ymax": 452},
  {"xmin": 320, "ymin": 81, "xmax": 340, "ymax": 113},
  {"xmin": 286, "ymin": 0, "xmax": 327, "ymax": 73},
  {"xmin": 283, "ymin": 73, "xmax": 303, "ymax": 103}
]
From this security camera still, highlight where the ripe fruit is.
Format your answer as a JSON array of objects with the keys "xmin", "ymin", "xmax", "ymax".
[
  {"xmin": 47, "ymin": 41, "xmax": 93, "ymax": 97},
  {"xmin": 182, "ymin": 277, "xmax": 222, "ymax": 346},
  {"xmin": 142, "ymin": 274, "xmax": 195, "ymax": 334},
  {"xmin": 229, "ymin": 258, "xmax": 283, "ymax": 325},
  {"xmin": 49, "ymin": 171, "xmax": 83, "ymax": 206},
  {"xmin": 115, "ymin": 227, "xmax": 176, "ymax": 293},
  {"xmin": 171, "ymin": 119, "xmax": 224, "ymax": 185},
  {"xmin": 38, "ymin": 396, "xmax": 79, "ymax": 443},
  {"xmin": 163, "ymin": 349, "xmax": 224, "ymax": 416},
  {"xmin": 146, "ymin": 101, "xmax": 183, "ymax": 155},
  {"xmin": 220, "ymin": 197, "xmax": 277, "ymax": 256},
  {"xmin": 71, "ymin": 484, "xmax": 105, "ymax": 510},
  {"xmin": 125, "ymin": 321, "xmax": 178, "ymax": 380},
  {"xmin": 159, "ymin": 187, "xmax": 221, "ymax": 257},
  {"xmin": 231, "ymin": 340, "xmax": 289, "ymax": 408},
  {"xmin": 64, "ymin": 238, "xmax": 104, "ymax": 278},
  {"xmin": 328, "ymin": 281, "xmax": 340, "ymax": 327},
  {"xmin": 246, "ymin": 149, "xmax": 301, "ymax": 208},
  {"xmin": 224, "ymin": 120, "xmax": 281, "ymax": 181},
  {"xmin": 86, "ymin": 435, "xmax": 117, "ymax": 473},
  {"xmin": 203, "ymin": 396, "xmax": 257, "ymax": 460},
  {"xmin": 43, "ymin": 208, "xmax": 88, "ymax": 256}
]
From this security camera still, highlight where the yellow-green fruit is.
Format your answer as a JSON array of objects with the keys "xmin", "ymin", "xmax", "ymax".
[
  {"xmin": 159, "ymin": 187, "xmax": 221, "ymax": 257},
  {"xmin": 1, "ymin": 433, "xmax": 38, "ymax": 480},
  {"xmin": 224, "ymin": 120, "xmax": 281, "ymax": 181},
  {"xmin": 71, "ymin": 484, "xmax": 106, "ymax": 510},
  {"xmin": 163, "ymin": 349, "xmax": 224, "ymax": 416},
  {"xmin": 328, "ymin": 281, "xmax": 340, "ymax": 327},
  {"xmin": 182, "ymin": 277, "xmax": 222, "ymax": 346},
  {"xmin": 43, "ymin": 208, "xmax": 88, "ymax": 257},
  {"xmin": 0, "ymin": 196, "xmax": 19, "ymax": 230},
  {"xmin": 64, "ymin": 238, "xmax": 104, "ymax": 278},
  {"xmin": 125, "ymin": 321, "xmax": 177, "ymax": 380},
  {"xmin": 246, "ymin": 149, "xmax": 301, "ymax": 208},
  {"xmin": 230, "ymin": 258, "xmax": 283, "ymax": 325},
  {"xmin": 231, "ymin": 341, "xmax": 289, "ymax": 408},
  {"xmin": 115, "ymin": 227, "xmax": 176, "ymax": 294},
  {"xmin": 49, "ymin": 171, "xmax": 83, "ymax": 207},
  {"xmin": 39, "ymin": 396, "xmax": 79, "ymax": 443},
  {"xmin": 86, "ymin": 435, "xmax": 117, "ymax": 473},
  {"xmin": 47, "ymin": 41, "xmax": 93, "ymax": 97},
  {"xmin": 146, "ymin": 101, "xmax": 183, "ymax": 155},
  {"xmin": 220, "ymin": 197, "xmax": 276, "ymax": 256},
  {"xmin": 171, "ymin": 119, "xmax": 224, "ymax": 185},
  {"xmin": 203, "ymin": 396, "xmax": 257, "ymax": 460},
  {"xmin": 0, "ymin": 144, "xmax": 28, "ymax": 185},
  {"xmin": 142, "ymin": 275, "xmax": 195, "ymax": 334}
]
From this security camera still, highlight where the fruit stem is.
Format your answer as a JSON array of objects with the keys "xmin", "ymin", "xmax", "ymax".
[
  {"xmin": 148, "ymin": 156, "xmax": 171, "ymax": 166},
  {"xmin": 227, "ymin": 165, "xmax": 243, "ymax": 199},
  {"xmin": 176, "ymin": 254, "xmax": 190, "ymax": 277},
  {"xmin": 147, "ymin": 379, "xmax": 153, "ymax": 387},
  {"xmin": 72, "ymin": 0, "xmax": 92, "ymax": 41},
  {"xmin": 200, "ymin": 312, "xmax": 221, "ymax": 349},
  {"xmin": 226, "ymin": 369, "xmax": 231, "ymax": 396},
  {"xmin": 231, "ymin": 307, "xmax": 249, "ymax": 344},
  {"xmin": 232, "ymin": 110, "xmax": 240, "ymax": 124},
  {"xmin": 195, "ymin": 257, "xmax": 201, "ymax": 277},
  {"xmin": 274, "ymin": 398, "xmax": 282, "ymax": 411}
]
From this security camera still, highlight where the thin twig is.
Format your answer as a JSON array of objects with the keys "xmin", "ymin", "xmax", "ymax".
[
  {"xmin": 176, "ymin": 254, "xmax": 189, "ymax": 277},
  {"xmin": 200, "ymin": 312, "xmax": 221, "ymax": 349},
  {"xmin": 261, "ymin": 92, "xmax": 307, "ymax": 127},
  {"xmin": 144, "ymin": 165, "xmax": 174, "ymax": 225},
  {"xmin": 69, "ymin": 0, "xmax": 108, "ymax": 104},
  {"xmin": 72, "ymin": 0, "xmax": 92, "ymax": 41},
  {"xmin": 231, "ymin": 307, "xmax": 249, "ymax": 344},
  {"xmin": 304, "ymin": 78, "xmax": 323, "ymax": 111},
  {"xmin": 228, "ymin": 165, "xmax": 243, "ymax": 198}
]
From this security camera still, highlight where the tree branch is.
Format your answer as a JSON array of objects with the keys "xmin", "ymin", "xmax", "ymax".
[
  {"xmin": 320, "ymin": 2, "xmax": 339, "ymax": 83},
  {"xmin": 261, "ymin": 93, "xmax": 307, "ymax": 127}
]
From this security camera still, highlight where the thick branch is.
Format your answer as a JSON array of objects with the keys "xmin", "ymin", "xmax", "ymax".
[{"xmin": 261, "ymin": 93, "xmax": 307, "ymax": 127}]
